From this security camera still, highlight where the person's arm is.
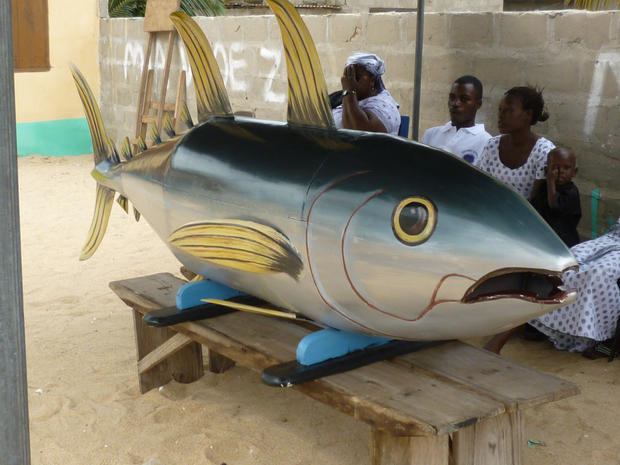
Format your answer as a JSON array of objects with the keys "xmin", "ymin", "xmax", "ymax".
[
  {"xmin": 545, "ymin": 160, "xmax": 558, "ymax": 207},
  {"xmin": 341, "ymin": 92, "xmax": 387, "ymax": 133},
  {"xmin": 340, "ymin": 65, "xmax": 387, "ymax": 133}
]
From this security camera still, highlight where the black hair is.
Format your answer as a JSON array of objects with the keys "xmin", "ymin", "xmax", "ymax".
[
  {"xmin": 454, "ymin": 75, "xmax": 483, "ymax": 100},
  {"xmin": 504, "ymin": 86, "xmax": 549, "ymax": 125}
]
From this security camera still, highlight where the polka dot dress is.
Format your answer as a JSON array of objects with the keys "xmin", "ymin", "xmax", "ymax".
[
  {"xmin": 478, "ymin": 136, "xmax": 555, "ymax": 199},
  {"xmin": 332, "ymin": 89, "xmax": 401, "ymax": 135},
  {"xmin": 531, "ymin": 219, "xmax": 620, "ymax": 352}
]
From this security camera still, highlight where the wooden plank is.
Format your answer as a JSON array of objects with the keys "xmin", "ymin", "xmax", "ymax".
[
  {"xmin": 131, "ymin": 308, "xmax": 173, "ymax": 393},
  {"xmin": 451, "ymin": 411, "xmax": 523, "ymax": 465},
  {"xmin": 144, "ymin": 0, "xmax": 181, "ymax": 32},
  {"xmin": 371, "ymin": 429, "xmax": 449, "ymax": 465},
  {"xmin": 111, "ymin": 274, "xmax": 507, "ymax": 436},
  {"xmin": 173, "ymin": 71, "xmax": 187, "ymax": 133},
  {"xmin": 155, "ymin": 31, "xmax": 176, "ymax": 130},
  {"xmin": 177, "ymin": 314, "xmax": 504, "ymax": 436},
  {"xmin": 110, "ymin": 273, "xmax": 182, "ymax": 309},
  {"xmin": 166, "ymin": 337, "xmax": 204, "ymax": 384},
  {"xmin": 138, "ymin": 332, "xmax": 192, "ymax": 374},
  {"xmin": 395, "ymin": 342, "xmax": 580, "ymax": 411}
]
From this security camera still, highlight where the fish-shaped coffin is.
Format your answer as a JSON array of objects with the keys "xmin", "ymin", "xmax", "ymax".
[{"xmin": 72, "ymin": 1, "xmax": 577, "ymax": 341}]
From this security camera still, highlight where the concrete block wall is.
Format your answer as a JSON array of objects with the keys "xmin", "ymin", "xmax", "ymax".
[{"xmin": 98, "ymin": 9, "xmax": 619, "ymax": 237}]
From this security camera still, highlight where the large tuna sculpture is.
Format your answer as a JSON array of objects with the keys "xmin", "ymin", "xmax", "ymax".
[{"xmin": 73, "ymin": 0, "xmax": 577, "ymax": 341}]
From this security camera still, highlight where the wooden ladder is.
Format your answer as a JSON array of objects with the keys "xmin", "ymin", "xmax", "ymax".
[{"xmin": 133, "ymin": 0, "xmax": 184, "ymax": 148}]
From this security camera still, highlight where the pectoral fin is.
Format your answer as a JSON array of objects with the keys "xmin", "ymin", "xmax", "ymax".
[{"xmin": 168, "ymin": 219, "xmax": 303, "ymax": 279}]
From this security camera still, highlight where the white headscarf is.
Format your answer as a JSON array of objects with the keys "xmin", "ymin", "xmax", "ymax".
[{"xmin": 345, "ymin": 52, "xmax": 386, "ymax": 91}]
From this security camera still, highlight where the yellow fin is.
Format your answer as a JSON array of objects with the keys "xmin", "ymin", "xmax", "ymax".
[
  {"xmin": 70, "ymin": 63, "xmax": 110, "ymax": 164},
  {"xmin": 137, "ymin": 135, "xmax": 147, "ymax": 152},
  {"xmin": 265, "ymin": 0, "xmax": 334, "ymax": 129},
  {"xmin": 149, "ymin": 124, "xmax": 162, "ymax": 145},
  {"xmin": 121, "ymin": 137, "xmax": 133, "ymax": 160},
  {"xmin": 168, "ymin": 219, "xmax": 303, "ymax": 279},
  {"xmin": 203, "ymin": 299, "xmax": 301, "ymax": 320},
  {"xmin": 170, "ymin": 12, "xmax": 232, "ymax": 122},
  {"xmin": 180, "ymin": 101, "xmax": 194, "ymax": 128},
  {"xmin": 116, "ymin": 195, "xmax": 129, "ymax": 214},
  {"xmin": 80, "ymin": 185, "xmax": 115, "ymax": 260},
  {"xmin": 163, "ymin": 112, "xmax": 176, "ymax": 138}
]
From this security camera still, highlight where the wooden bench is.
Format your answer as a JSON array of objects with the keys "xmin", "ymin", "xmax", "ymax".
[{"xmin": 110, "ymin": 273, "xmax": 580, "ymax": 465}]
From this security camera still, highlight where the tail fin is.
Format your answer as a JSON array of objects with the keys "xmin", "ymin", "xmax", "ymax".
[{"xmin": 70, "ymin": 63, "xmax": 117, "ymax": 260}]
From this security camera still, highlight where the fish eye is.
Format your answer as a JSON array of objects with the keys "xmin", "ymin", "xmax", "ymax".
[{"xmin": 392, "ymin": 197, "xmax": 437, "ymax": 245}]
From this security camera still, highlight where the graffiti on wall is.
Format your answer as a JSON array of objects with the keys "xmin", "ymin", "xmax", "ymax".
[
  {"xmin": 584, "ymin": 51, "xmax": 620, "ymax": 137},
  {"xmin": 121, "ymin": 40, "xmax": 286, "ymax": 103}
]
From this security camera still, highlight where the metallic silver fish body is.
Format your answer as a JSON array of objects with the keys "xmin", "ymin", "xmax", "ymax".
[{"xmin": 97, "ymin": 117, "xmax": 577, "ymax": 340}]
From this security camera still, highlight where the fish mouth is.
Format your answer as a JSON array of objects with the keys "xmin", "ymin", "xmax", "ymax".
[{"xmin": 462, "ymin": 267, "xmax": 578, "ymax": 304}]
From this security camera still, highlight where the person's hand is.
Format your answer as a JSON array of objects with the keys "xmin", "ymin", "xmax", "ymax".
[
  {"xmin": 341, "ymin": 64, "xmax": 358, "ymax": 92},
  {"xmin": 546, "ymin": 161, "xmax": 559, "ymax": 183}
]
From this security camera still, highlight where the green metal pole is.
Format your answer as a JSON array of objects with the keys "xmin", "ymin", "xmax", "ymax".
[
  {"xmin": 411, "ymin": 0, "xmax": 425, "ymax": 141},
  {"xmin": 0, "ymin": 0, "xmax": 31, "ymax": 463}
]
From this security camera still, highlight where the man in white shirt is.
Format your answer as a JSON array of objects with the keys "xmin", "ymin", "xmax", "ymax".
[{"xmin": 421, "ymin": 75, "xmax": 491, "ymax": 165}]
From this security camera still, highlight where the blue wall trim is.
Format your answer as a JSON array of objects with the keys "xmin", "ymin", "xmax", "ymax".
[{"xmin": 16, "ymin": 118, "xmax": 93, "ymax": 156}]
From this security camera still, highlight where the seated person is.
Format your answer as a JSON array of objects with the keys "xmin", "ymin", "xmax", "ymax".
[
  {"xmin": 529, "ymin": 218, "xmax": 620, "ymax": 353},
  {"xmin": 478, "ymin": 86, "xmax": 555, "ymax": 200},
  {"xmin": 531, "ymin": 147, "xmax": 581, "ymax": 247},
  {"xmin": 421, "ymin": 75, "xmax": 491, "ymax": 164},
  {"xmin": 331, "ymin": 53, "xmax": 401, "ymax": 135}
]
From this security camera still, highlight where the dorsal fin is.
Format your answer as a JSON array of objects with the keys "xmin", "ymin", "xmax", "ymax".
[
  {"xmin": 265, "ymin": 0, "xmax": 334, "ymax": 129},
  {"xmin": 169, "ymin": 12, "xmax": 232, "ymax": 122},
  {"xmin": 149, "ymin": 124, "xmax": 162, "ymax": 145},
  {"xmin": 163, "ymin": 112, "xmax": 176, "ymax": 138},
  {"xmin": 121, "ymin": 137, "xmax": 133, "ymax": 160},
  {"xmin": 137, "ymin": 135, "xmax": 147, "ymax": 152},
  {"xmin": 180, "ymin": 102, "xmax": 194, "ymax": 129},
  {"xmin": 70, "ymin": 63, "xmax": 111, "ymax": 164},
  {"xmin": 107, "ymin": 138, "xmax": 121, "ymax": 164}
]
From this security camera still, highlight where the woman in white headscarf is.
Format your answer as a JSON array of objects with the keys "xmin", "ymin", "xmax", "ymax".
[{"xmin": 331, "ymin": 52, "xmax": 401, "ymax": 135}]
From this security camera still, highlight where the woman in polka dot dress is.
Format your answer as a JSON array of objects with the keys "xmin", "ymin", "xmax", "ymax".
[
  {"xmin": 530, "ymin": 218, "xmax": 620, "ymax": 352},
  {"xmin": 477, "ymin": 86, "xmax": 554, "ymax": 200}
]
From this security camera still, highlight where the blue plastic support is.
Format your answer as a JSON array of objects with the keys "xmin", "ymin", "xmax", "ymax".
[
  {"xmin": 296, "ymin": 328, "xmax": 393, "ymax": 366},
  {"xmin": 176, "ymin": 279, "xmax": 244, "ymax": 310}
]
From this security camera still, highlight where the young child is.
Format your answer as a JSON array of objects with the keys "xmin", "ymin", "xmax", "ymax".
[{"xmin": 531, "ymin": 147, "xmax": 581, "ymax": 247}]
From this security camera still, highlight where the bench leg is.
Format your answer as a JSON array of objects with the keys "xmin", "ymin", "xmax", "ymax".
[
  {"xmin": 208, "ymin": 350, "xmax": 236, "ymax": 373},
  {"xmin": 132, "ymin": 307, "xmax": 204, "ymax": 393},
  {"xmin": 451, "ymin": 411, "xmax": 523, "ymax": 465},
  {"xmin": 370, "ymin": 428, "xmax": 449, "ymax": 465}
]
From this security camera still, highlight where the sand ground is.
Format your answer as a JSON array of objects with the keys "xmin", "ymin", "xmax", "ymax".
[{"xmin": 17, "ymin": 155, "xmax": 620, "ymax": 465}]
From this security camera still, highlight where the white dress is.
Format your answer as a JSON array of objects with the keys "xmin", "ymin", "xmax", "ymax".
[
  {"xmin": 530, "ymin": 219, "xmax": 620, "ymax": 352},
  {"xmin": 332, "ymin": 89, "xmax": 401, "ymax": 135},
  {"xmin": 478, "ymin": 135, "xmax": 555, "ymax": 199}
]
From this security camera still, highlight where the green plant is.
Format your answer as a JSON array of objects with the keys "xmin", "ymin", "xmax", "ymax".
[
  {"xmin": 564, "ymin": 0, "xmax": 619, "ymax": 9},
  {"xmin": 109, "ymin": 0, "xmax": 225, "ymax": 17}
]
